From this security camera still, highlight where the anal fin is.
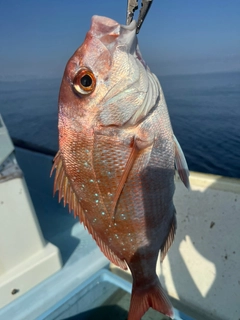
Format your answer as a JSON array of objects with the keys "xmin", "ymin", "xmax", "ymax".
[{"xmin": 160, "ymin": 215, "xmax": 176, "ymax": 263}]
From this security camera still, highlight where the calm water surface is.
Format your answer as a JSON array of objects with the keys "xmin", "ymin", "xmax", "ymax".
[{"xmin": 0, "ymin": 72, "xmax": 239, "ymax": 178}]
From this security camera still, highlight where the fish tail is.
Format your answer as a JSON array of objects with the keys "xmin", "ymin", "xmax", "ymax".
[{"xmin": 128, "ymin": 277, "xmax": 174, "ymax": 320}]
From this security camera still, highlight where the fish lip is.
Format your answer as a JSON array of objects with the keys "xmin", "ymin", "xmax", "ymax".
[
  {"xmin": 90, "ymin": 15, "xmax": 136, "ymax": 33},
  {"xmin": 121, "ymin": 20, "xmax": 136, "ymax": 32},
  {"xmin": 90, "ymin": 15, "xmax": 138, "ymax": 55},
  {"xmin": 119, "ymin": 20, "xmax": 138, "ymax": 54}
]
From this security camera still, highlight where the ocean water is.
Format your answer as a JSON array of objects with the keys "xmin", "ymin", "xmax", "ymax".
[{"xmin": 0, "ymin": 72, "xmax": 239, "ymax": 178}]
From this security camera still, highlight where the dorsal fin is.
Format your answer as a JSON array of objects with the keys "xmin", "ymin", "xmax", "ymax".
[
  {"xmin": 160, "ymin": 215, "xmax": 176, "ymax": 263},
  {"xmin": 51, "ymin": 151, "xmax": 127, "ymax": 270},
  {"xmin": 173, "ymin": 135, "xmax": 190, "ymax": 189}
]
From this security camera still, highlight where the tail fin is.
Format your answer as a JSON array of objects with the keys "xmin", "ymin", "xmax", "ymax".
[{"xmin": 128, "ymin": 278, "xmax": 173, "ymax": 320}]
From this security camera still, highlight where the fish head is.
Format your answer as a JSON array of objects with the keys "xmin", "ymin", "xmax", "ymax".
[{"xmin": 58, "ymin": 15, "xmax": 151, "ymax": 147}]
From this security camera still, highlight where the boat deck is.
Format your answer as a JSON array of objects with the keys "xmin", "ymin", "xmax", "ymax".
[{"xmin": 0, "ymin": 146, "xmax": 239, "ymax": 320}]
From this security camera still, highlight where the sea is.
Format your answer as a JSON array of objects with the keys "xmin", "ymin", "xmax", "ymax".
[{"xmin": 0, "ymin": 71, "xmax": 239, "ymax": 178}]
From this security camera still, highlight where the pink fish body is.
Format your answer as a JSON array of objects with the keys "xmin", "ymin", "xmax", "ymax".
[{"xmin": 52, "ymin": 16, "xmax": 189, "ymax": 320}]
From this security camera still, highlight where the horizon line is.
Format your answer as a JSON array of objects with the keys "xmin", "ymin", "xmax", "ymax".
[{"xmin": 0, "ymin": 69, "xmax": 239, "ymax": 83}]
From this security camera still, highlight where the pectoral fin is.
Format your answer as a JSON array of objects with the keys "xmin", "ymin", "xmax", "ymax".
[
  {"xmin": 111, "ymin": 137, "xmax": 140, "ymax": 220},
  {"xmin": 173, "ymin": 135, "xmax": 190, "ymax": 189}
]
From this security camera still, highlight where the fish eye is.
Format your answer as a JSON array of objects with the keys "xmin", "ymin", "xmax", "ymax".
[
  {"xmin": 73, "ymin": 67, "xmax": 96, "ymax": 96},
  {"xmin": 81, "ymin": 74, "xmax": 92, "ymax": 87}
]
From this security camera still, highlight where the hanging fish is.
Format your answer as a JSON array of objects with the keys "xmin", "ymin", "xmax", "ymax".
[{"xmin": 51, "ymin": 13, "xmax": 189, "ymax": 320}]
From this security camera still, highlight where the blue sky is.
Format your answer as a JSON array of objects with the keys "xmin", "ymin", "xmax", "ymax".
[{"xmin": 0, "ymin": 0, "xmax": 239, "ymax": 79}]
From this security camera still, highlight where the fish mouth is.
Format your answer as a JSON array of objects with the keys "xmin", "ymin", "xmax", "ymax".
[
  {"xmin": 90, "ymin": 15, "xmax": 138, "ymax": 55},
  {"xmin": 119, "ymin": 20, "xmax": 137, "ymax": 54}
]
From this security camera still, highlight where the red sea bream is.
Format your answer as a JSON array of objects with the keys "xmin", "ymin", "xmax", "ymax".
[{"xmin": 51, "ymin": 15, "xmax": 189, "ymax": 320}]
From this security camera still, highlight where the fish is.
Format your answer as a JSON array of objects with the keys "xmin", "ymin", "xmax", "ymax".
[{"xmin": 51, "ymin": 15, "xmax": 189, "ymax": 320}]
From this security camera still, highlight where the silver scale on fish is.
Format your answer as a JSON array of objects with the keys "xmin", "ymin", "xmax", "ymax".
[{"xmin": 51, "ymin": 0, "xmax": 190, "ymax": 319}]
